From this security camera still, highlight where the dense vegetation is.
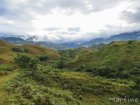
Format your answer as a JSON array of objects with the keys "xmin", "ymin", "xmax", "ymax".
[{"xmin": 0, "ymin": 40, "xmax": 140, "ymax": 105}]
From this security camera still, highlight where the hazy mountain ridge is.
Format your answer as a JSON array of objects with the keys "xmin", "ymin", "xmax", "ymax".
[
  {"xmin": 82, "ymin": 31, "xmax": 140, "ymax": 46},
  {"xmin": 0, "ymin": 31, "xmax": 140, "ymax": 49}
]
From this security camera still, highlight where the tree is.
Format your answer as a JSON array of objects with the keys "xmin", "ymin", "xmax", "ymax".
[
  {"xmin": 12, "ymin": 47, "xmax": 27, "ymax": 53},
  {"xmin": 57, "ymin": 57, "xmax": 64, "ymax": 69},
  {"xmin": 38, "ymin": 55, "xmax": 48, "ymax": 61},
  {"xmin": 28, "ymin": 57, "xmax": 39, "ymax": 75},
  {"xmin": 15, "ymin": 54, "xmax": 39, "ymax": 75},
  {"xmin": 15, "ymin": 54, "xmax": 31, "ymax": 68}
]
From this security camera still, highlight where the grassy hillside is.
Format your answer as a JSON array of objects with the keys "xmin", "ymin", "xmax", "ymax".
[
  {"xmin": 22, "ymin": 44, "xmax": 59, "ymax": 59},
  {"xmin": 0, "ymin": 40, "xmax": 14, "ymax": 48},
  {"xmin": 64, "ymin": 41, "xmax": 140, "ymax": 72},
  {"xmin": 0, "ymin": 40, "xmax": 139, "ymax": 105},
  {"xmin": 0, "ymin": 40, "xmax": 15, "ymax": 64},
  {"xmin": 0, "ymin": 40, "xmax": 59, "ymax": 64},
  {"xmin": 3, "ymin": 66, "xmax": 136, "ymax": 105},
  {"xmin": 56, "ymin": 40, "xmax": 140, "ymax": 104},
  {"xmin": 0, "ymin": 71, "xmax": 18, "ymax": 105}
]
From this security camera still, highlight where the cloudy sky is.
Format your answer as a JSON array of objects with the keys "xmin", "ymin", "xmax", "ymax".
[{"xmin": 0, "ymin": 0, "xmax": 140, "ymax": 43}]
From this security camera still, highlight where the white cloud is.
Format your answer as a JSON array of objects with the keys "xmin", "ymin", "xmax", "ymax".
[{"xmin": 0, "ymin": 0, "xmax": 140, "ymax": 43}]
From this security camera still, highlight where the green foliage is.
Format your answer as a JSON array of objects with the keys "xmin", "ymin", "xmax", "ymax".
[
  {"xmin": 62, "ymin": 41, "xmax": 140, "ymax": 79},
  {"xmin": 14, "ymin": 54, "xmax": 39, "ymax": 75},
  {"xmin": 14, "ymin": 54, "xmax": 31, "ymax": 68},
  {"xmin": 38, "ymin": 55, "xmax": 48, "ymax": 61},
  {"xmin": 4, "ymin": 67, "xmax": 82, "ymax": 105},
  {"xmin": 0, "ymin": 64, "xmax": 14, "ymax": 71},
  {"xmin": 0, "ymin": 64, "xmax": 15, "ymax": 76},
  {"xmin": 57, "ymin": 57, "xmax": 65, "ymax": 69},
  {"xmin": 1, "ymin": 40, "xmax": 140, "ymax": 105},
  {"xmin": 4, "ymin": 66, "xmax": 139, "ymax": 105},
  {"xmin": 12, "ymin": 47, "xmax": 27, "ymax": 53}
]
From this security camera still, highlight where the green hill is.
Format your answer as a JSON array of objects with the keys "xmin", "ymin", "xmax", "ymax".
[
  {"xmin": 0, "ymin": 40, "xmax": 59, "ymax": 64},
  {"xmin": 65, "ymin": 40, "xmax": 140, "ymax": 70},
  {"xmin": 22, "ymin": 44, "xmax": 59, "ymax": 59},
  {"xmin": 0, "ymin": 40, "xmax": 139, "ymax": 105}
]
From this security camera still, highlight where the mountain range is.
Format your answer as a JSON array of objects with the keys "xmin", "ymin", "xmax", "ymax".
[{"xmin": 0, "ymin": 31, "xmax": 140, "ymax": 49}]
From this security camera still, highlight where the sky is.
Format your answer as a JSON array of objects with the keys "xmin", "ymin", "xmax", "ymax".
[{"xmin": 0, "ymin": 0, "xmax": 140, "ymax": 43}]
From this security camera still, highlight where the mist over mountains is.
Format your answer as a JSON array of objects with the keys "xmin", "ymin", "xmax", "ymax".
[{"xmin": 0, "ymin": 31, "xmax": 140, "ymax": 49}]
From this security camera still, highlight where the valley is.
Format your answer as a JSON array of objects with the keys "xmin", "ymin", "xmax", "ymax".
[
  {"xmin": 0, "ymin": 40, "xmax": 140, "ymax": 105},
  {"xmin": 1, "ymin": 0, "xmax": 140, "ymax": 105}
]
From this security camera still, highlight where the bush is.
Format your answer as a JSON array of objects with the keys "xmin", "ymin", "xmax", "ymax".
[
  {"xmin": 57, "ymin": 57, "xmax": 65, "ymax": 69},
  {"xmin": 38, "ymin": 55, "xmax": 48, "ymax": 61},
  {"xmin": 128, "ymin": 40, "xmax": 134, "ymax": 44},
  {"xmin": 12, "ymin": 47, "xmax": 27, "ymax": 53},
  {"xmin": 92, "ymin": 66, "xmax": 113, "ymax": 76},
  {"xmin": 14, "ymin": 54, "xmax": 39, "ymax": 75},
  {"xmin": 14, "ymin": 54, "xmax": 31, "ymax": 68}
]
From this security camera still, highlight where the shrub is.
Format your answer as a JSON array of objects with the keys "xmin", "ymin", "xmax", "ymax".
[
  {"xmin": 12, "ymin": 47, "xmax": 27, "ymax": 53},
  {"xmin": 128, "ymin": 40, "xmax": 134, "ymax": 44},
  {"xmin": 14, "ymin": 54, "xmax": 31, "ymax": 68},
  {"xmin": 14, "ymin": 54, "xmax": 39, "ymax": 75},
  {"xmin": 92, "ymin": 66, "xmax": 112, "ymax": 76},
  {"xmin": 38, "ymin": 55, "xmax": 48, "ymax": 61},
  {"xmin": 57, "ymin": 57, "xmax": 65, "ymax": 69}
]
